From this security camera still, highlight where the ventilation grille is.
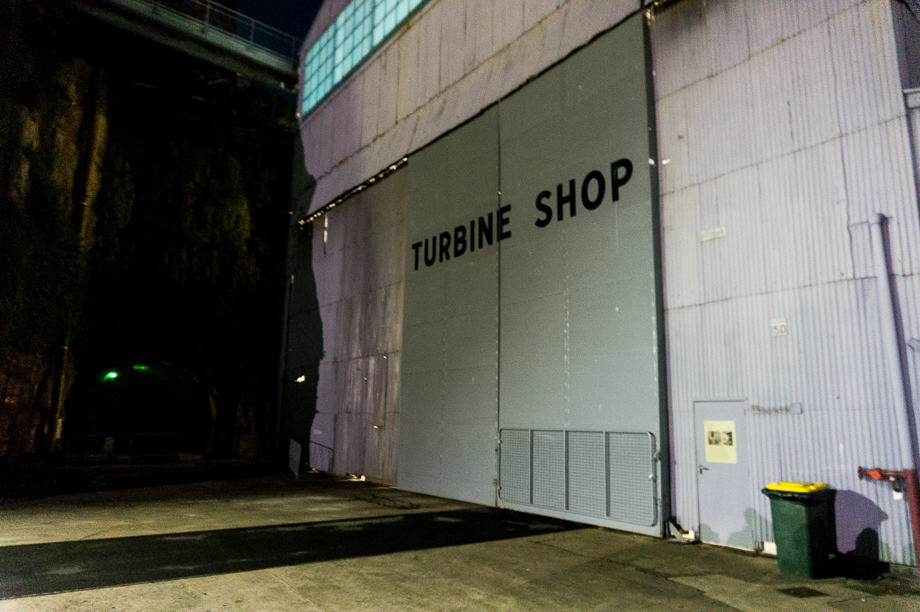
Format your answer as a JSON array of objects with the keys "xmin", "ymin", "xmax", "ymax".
[
  {"xmin": 499, "ymin": 429, "xmax": 658, "ymax": 526},
  {"xmin": 533, "ymin": 431, "xmax": 566, "ymax": 509},
  {"xmin": 499, "ymin": 429, "xmax": 531, "ymax": 504}
]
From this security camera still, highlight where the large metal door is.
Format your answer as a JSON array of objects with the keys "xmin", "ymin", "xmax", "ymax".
[
  {"xmin": 397, "ymin": 107, "xmax": 501, "ymax": 506},
  {"xmin": 694, "ymin": 400, "xmax": 754, "ymax": 549},
  {"xmin": 398, "ymin": 12, "xmax": 665, "ymax": 534},
  {"xmin": 495, "ymin": 12, "xmax": 663, "ymax": 535}
]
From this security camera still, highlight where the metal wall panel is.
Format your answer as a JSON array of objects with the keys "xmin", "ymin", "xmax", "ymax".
[
  {"xmin": 398, "ymin": 107, "xmax": 501, "ymax": 506},
  {"xmin": 608, "ymin": 432, "xmax": 657, "ymax": 527},
  {"xmin": 653, "ymin": 0, "xmax": 920, "ymax": 564},
  {"xmin": 532, "ymin": 431, "xmax": 566, "ymax": 509},
  {"xmin": 300, "ymin": 0, "xmax": 637, "ymax": 213},
  {"xmin": 498, "ymin": 429, "xmax": 658, "ymax": 526},
  {"xmin": 307, "ymin": 169, "xmax": 407, "ymax": 482},
  {"xmin": 497, "ymin": 13, "xmax": 663, "ymax": 535},
  {"xmin": 567, "ymin": 431, "xmax": 606, "ymax": 517},
  {"xmin": 498, "ymin": 14, "xmax": 657, "ymax": 432},
  {"xmin": 499, "ymin": 429, "xmax": 531, "ymax": 504},
  {"xmin": 397, "ymin": 14, "xmax": 665, "ymax": 531}
]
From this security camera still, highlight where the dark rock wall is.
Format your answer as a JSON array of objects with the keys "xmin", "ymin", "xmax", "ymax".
[{"xmin": 0, "ymin": 1, "xmax": 295, "ymax": 464}]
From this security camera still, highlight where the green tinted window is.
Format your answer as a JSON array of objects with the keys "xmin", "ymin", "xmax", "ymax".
[{"xmin": 302, "ymin": 0, "xmax": 427, "ymax": 116}]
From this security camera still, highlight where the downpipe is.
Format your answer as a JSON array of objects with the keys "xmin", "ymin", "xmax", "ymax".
[{"xmin": 860, "ymin": 215, "xmax": 920, "ymax": 580}]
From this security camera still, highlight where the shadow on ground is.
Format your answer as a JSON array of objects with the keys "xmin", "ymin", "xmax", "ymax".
[
  {"xmin": 0, "ymin": 459, "xmax": 281, "ymax": 499},
  {"xmin": 0, "ymin": 508, "xmax": 579, "ymax": 598}
]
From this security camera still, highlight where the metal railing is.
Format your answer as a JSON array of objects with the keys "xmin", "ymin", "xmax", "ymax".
[{"xmin": 143, "ymin": 0, "xmax": 298, "ymax": 61}]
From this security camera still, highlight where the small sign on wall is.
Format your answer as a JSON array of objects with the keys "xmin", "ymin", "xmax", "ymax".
[{"xmin": 704, "ymin": 420, "xmax": 737, "ymax": 464}]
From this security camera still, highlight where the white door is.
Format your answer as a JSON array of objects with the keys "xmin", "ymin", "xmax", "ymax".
[{"xmin": 693, "ymin": 401, "xmax": 755, "ymax": 549}]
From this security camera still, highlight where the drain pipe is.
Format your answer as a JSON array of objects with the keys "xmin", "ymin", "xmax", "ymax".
[
  {"xmin": 863, "ymin": 215, "xmax": 920, "ymax": 579},
  {"xmin": 870, "ymin": 215, "xmax": 919, "ymax": 469}
]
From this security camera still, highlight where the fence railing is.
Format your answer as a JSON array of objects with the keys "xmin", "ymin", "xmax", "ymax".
[
  {"xmin": 66, "ymin": 433, "xmax": 184, "ymax": 462},
  {"xmin": 142, "ymin": 0, "xmax": 298, "ymax": 62}
]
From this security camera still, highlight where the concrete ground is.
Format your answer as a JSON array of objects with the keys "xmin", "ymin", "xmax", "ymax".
[{"xmin": 1, "ymin": 473, "xmax": 918, "ymax": 611}]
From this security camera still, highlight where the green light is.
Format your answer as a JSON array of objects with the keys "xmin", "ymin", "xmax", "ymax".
[
  {"xmin": 131, "ymin": 364, "xmax": 150, "ymax": 371},
  {"xmin": 104, "ymin": 371, "xmax": 119, "ymax": 380}
]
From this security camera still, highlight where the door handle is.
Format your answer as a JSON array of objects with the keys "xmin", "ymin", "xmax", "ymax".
[{"xmin": 698, "ymin": 464, "xmax": 710, "ymax": 474}]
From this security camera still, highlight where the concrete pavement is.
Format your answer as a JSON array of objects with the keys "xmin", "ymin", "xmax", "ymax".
[{"xmin": 1, "ymin": 473, "xmax": 917, "ymax": 610}]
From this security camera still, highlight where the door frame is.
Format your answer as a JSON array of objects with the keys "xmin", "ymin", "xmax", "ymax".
[{"xmin": 692, "ymin": 399, "xmax": 753, "ymax": 548}]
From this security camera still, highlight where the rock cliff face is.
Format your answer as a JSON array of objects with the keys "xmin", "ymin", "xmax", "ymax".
[{"xmin": 0, "ymin": 1, "xmax": 295, "ymax": 466}]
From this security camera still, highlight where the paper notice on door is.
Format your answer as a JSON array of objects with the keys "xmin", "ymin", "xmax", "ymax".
[{"xmin": 704, "ymin": 420, "xmax": 737, "ymax": 463}]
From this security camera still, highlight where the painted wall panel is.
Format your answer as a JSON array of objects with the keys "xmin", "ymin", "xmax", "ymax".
[
  {"xmin": 841, "ymin": 118, "xmax": 920, "ymax": 276},
  {"xmin": 829, "ymin": 0, "xmax": 905, "ymax": 134},
  {"xmin": 438, "ymin": 0, "xmax": 466, "ymax": 90},
  {"xmin": 300, "ymin": 0, "xmax": 637, "ymax": 213},
  {"xmin": 499, "ymin": 15, "xmax": 655, "ymax": 430},
  {"xmin": 398, "ymin": 107, "xmax": 501, "ymax": 506},
  {"xmin": 396, "ymin": 14, "xmax": 664, "ymax": 529},
  {"xmin": 306, "ymin": 168, "xmax": 407, "ymax": 483},
  {"xmin": 654, "ymin": 0, "xmax": 920, "ymax": 564},
  {"xmin": 497, "ymin": 14, "xmax": 662, "ymax": 535}
]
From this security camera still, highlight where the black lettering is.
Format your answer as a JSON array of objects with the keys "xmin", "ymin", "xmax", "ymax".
[
  {"xmin": 411, "ymin": 241, "xmax": 422, "ymax": 271},
  {"xmin": 478, "ymin": 213, "xmax": 494, "ymax": 249},
  {"xmin": 439, "ymin": 231, "xmax": 451, "ymax": 262},
  {"xmin": 424, "ymin": 237, "xmax": 436, "ymax": 267},
  {"xmin": 557, "ymin": 179, "xmax": 576, "ymax": 220},
  {"xmin": 610, "ymin": 158, "xmax": 633, "ymax": 202},
  {"xmin": 470, "ymin": 220, "xmax": 476, "ymax": 253},
  {"xmin": 535, "ymin": 190, "xmax": 552, "ymax": 228},
  {"xmin": 454, "ymin": 224, "xmax": 467, "ymax": 257},
  {"xmin": 581, "ymin": 169, "xmax": 605, "ymax": 210},
  {"xmin": 498, "ymin": 204, "xmax": 512, "ymax": 240}
]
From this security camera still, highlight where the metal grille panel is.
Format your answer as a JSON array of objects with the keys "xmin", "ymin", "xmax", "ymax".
[
  {"xmin": 567, "ymin": 431, "xmax": 607, "ymax": 517},
  {"xmin": 608, "ymin": 432, "xmax": 657, "ymax": 526},
  {"xmin": 499, "ymin": 429, "xmax": 531, "ymax": 504},
  {"xmin": 532, "ymin": 431, "xmax": 566, "ymax": 509},
  {"xmin": 499, "ymin": 428, "xmax": 657, "ymax": 526}
]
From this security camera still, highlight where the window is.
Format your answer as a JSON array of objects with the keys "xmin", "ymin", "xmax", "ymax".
[{"xmin": 301, "ymin": 0, "xmax": 427, "ymax": 116}]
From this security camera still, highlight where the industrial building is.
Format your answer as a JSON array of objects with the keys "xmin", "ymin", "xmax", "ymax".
[{"xmin": 284, "ymin": 0, "xmax": 920, "ymax": 566}]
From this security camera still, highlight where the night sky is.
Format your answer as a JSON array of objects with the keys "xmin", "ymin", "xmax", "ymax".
[{"xmin": 236, "ymin": 0, "xmax": 321, "ymax": 39}]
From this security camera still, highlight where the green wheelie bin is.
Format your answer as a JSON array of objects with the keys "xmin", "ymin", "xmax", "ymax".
[{"xmin": 762, "ymin": 481, "xmax": 836, "ymax": 578}]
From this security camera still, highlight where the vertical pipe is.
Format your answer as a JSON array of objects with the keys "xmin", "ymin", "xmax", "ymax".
[
  {"xmin": 644, "ymin": 6, "xmax": 670, "ymax": 537},
  {"xmin": 903, "ymin": 469, "xmax": 920, "ymax": 580},
  {"xmin": 869, "ymin": 215, "xmax": 918, "ymax": 471}
]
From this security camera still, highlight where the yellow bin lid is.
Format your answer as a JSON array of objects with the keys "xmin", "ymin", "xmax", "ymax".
[{"xmin": 765, "ymin": 481, "xmax": 828, "ymax": 493}]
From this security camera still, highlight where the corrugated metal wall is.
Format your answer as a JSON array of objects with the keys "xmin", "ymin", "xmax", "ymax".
[{"xmin": 652, "ymin": 0, "xmax": 920, "ymax": 564}]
